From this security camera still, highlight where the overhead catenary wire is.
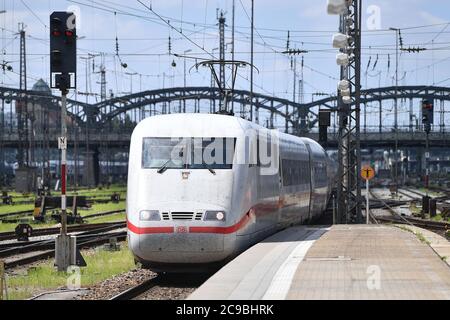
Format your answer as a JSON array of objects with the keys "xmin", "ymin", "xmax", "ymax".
[
  {"xmin": 133, "ymin": 2, "xmax": 269, "ymax": 95},
  {"xmin": 135, "ymin": 0, "xmax": 274, "ymax": 96},
  {"xmin": 20, "ymin": 0, "xmax": 47, "ymax": 29},
  {"xmin": 3, "ymin": 0, "xmax": 450, "ymax": 102}
]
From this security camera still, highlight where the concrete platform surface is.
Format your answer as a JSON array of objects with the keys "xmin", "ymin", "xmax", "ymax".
[
  {"xmin": 189, "ymin": 225, "xmax": 450, "ymax": 300},
  {"xmin": 395, "ymin": 225, "xmax": 450, "ymax": 267}
]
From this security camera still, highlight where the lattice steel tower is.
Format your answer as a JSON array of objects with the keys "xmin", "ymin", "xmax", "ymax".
[
  {"xmin": 336, "ymin": 0, "xmax": 363, "ymax": 223},
  {"xmin": 18, "ymin": 23, "xmax": 29, "ymax": 167}
]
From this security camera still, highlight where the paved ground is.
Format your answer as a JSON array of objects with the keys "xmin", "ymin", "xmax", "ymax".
[
  {"xmin": 189, "ymin": 225, "xmax": 450, "ymax": 300},
  {"xmin": 397, "ymin": 225, "xmax": 450, "ymax": 267},
  {"xmin": 287, "ymin": 225, "xmax": 450, "ymax": 300},
  {"xmin": 189, "ymin": 226, "xmax": 327, "ymax": 300}
]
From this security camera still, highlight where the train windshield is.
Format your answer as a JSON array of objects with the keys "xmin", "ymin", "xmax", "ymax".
[{"xmin": 142, "ymin": 137, "xmax": 236, "ymax": 170}]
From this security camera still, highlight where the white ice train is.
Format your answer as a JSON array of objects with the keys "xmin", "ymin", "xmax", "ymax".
[{"xmin": 127, "ymin": 113, "xmax": 336, "ymax": 272}]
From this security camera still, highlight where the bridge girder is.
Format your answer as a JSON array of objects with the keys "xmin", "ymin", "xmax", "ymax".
[
  {"xmin": 304, "ymin": 85, "xmax": 450, "ymax": 110},
  {"xmin": 1, "ymin": 85, "xmax": 450, "ymax": 132},
  {"xmin": 90, "ymin": 87, "xmax": 306, "ymax": 128},
  {"xmin": 0, "ymin": 86, "xmax": 92, "ymax": 126}
]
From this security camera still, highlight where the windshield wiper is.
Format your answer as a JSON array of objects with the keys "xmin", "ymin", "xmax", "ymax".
[
  {"xmin": 157, "ymin": 159, "xmax": 172, "ymax": 174},
  {"xmin": 204, "ymin": 163, "xmax": 216, "ymax": 175}
]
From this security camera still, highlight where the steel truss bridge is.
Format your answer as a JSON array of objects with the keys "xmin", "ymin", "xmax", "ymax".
[{"xmin": 1, "ymin": 85, "xmax": 450, "ymax": 149}]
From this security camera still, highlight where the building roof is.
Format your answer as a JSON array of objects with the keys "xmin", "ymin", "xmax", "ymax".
[{"xmin": 32, "ymin": 79, "xmax": 51, "ymax": 95}]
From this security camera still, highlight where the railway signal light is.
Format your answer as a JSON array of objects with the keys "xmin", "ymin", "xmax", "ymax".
[
  {"xmin": 319, "ymin": 109, "xmax": 331, "ymax": 145},
  {"xmin": 50, "ymin": 11, "xmax": 77, "ymax": 90},
  {"xmin": 421, "ymin": 98, "xmax": 434, "ymax": 133}
]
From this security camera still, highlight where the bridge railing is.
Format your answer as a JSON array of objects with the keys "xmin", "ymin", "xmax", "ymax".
[{"xmin": 312, "ymin": 124, "xmax": 448, "ymax": 134}]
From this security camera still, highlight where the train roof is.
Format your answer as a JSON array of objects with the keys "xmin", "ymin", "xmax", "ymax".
[
  {"xmin": 132, "ymin": 113, "xmax": 252, "ymax": 138},
  {"xmin": 131, "ymin": 114, "xmax": 325, "ymax": 152}
]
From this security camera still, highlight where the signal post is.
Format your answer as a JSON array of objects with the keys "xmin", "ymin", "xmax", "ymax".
[
  {"xmin": 421, "ymin": 99, "xmax": 433, "ymax": 190},
  {"xmin": 50, "ymin": 12, "xmax": 77, "ymax": 272},
  {"xmin": 361, "ymin": 165, "xmax": 375, "ymax": 224}
]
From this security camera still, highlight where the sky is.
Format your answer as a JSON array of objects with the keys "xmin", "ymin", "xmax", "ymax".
[{"xmin": 1, "ymin": 0, "xmax": 450, "ymax": 129}]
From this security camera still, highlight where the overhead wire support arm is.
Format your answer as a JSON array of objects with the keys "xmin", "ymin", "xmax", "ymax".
[
  {"xmin": 282, "ymin": 49, "xmax": 309, "ymax": 55},
  {"xmin": 191, "ymin": 60, "xmax": 259, "ymax": 114},
  {"xmin": 401, "ymin": 46, "xmax": 427, "ymax": 53}
]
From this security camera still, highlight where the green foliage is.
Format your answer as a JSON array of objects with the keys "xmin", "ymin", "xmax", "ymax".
[
  {"xmin": 6, "ymin": 244, "xmax": 135, "ymax": 300},
  {"xmin": 86, "ymin": 212, "xmax": 126, "ymax": 224},
  {"xmin": 79, "ymin": 201, "xmax": 125, "ymax": 216},
  {"xmin": 0, "ymin": 203, "xmax": 33, "ymax": 215}
]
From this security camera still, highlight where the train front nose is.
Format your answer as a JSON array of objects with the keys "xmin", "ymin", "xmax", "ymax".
[{"xmin": 128, "ymin": 203, "xmax": 235, "ymax": 265}]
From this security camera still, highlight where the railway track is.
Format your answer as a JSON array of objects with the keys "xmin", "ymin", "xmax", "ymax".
[
  {"xmin": 401, "ymin": 187, "xmax": 428, "ymax": 198},
  {"xmin": 374, "ymin": 216, "xmax": 449, "ymax": 231},
  {"xmin": 109, "ymin": 277, "xmax": 159, "ymax": 300},
  {"xmin": 404, "ymin": 186, "xmax": 450, "ymax": 202},
  {"xmin": 0, "ymin": 198, "xmax": 122, "ymax": 209},
  {"xmin": 0, "ymin": 210, "xmax": 33, "ymax": 220},
  {"xmin": 397, "ymin": 189, "xmax": 421, "ymax": 201},
  {"xmin": 0, "ymin": 223, "xmax": 127, "ymax": 255},
  {"xmin": 428, "ymin": 186, "xmax": 450, "ymax": 201},
  {"xmin": 108, "ymin": 274, "xmax": 210, "ymax": 300},
  {"xmin": 82, "ymin": 209, "xmax": 125, "ymax": 220},
  {"xmin": 0, "ymin": 193, "xmax": 126, "ymax": 222},
  {"xmin": 369, "ymin": 190, "xmax": 449, "ymax": 234},
  {"xmin": 2, "ymin": 229, "xmax": 127, "ymax": 270},
  {"xmin": 0, "ymin": 209, "xmax": 125, "ymax": 224},
  {"xmin": 0, "ymin": 221, "xmax": 126, "ymax": 242}
]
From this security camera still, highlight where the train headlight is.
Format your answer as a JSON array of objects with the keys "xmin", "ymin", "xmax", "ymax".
[
  {"xmin": 204, "ymin": 210, "xmax": 226, "ymax": 221},
  {"xmin": 140, "ymin": 210, "xmax": 161, "ymax": 221}
]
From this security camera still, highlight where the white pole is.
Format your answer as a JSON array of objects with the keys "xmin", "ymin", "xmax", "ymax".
[
  {"xmin": 61, "ymin": 92, "xmax": 67, "ymax": 236},
  {"xmin": 366, "ymin": 179, "xmax": 370, "ymax": 224}
]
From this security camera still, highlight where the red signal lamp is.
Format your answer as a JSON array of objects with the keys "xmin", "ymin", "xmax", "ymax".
[
  {"xmin": 52, "ymin": 30, "xmax": 61, "ymax": 37},
  {"xmin": 65, "ymin": 30, "xmax": 74, "ymax": 37}
]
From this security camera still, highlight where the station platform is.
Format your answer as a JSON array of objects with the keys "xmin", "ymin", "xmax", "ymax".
[{"xmin": 188, "ymin": 225, "xmax": 450, "ymax": 300}]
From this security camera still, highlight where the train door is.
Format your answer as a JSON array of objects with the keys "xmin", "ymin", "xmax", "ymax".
[
  {"xmin": 255, "ymin": 134, "xmax": 281, "ymax": 235},
  {"xmin": 278, "ymin": 154, "xmax": 287, "ymax": 227},
  {"xmin": 305, "ymin": 143, "xmax": 314, "ymax": 221},
  {"xmin": 276, "ymin": 154, "xmax": 283, "ymax": 226}
]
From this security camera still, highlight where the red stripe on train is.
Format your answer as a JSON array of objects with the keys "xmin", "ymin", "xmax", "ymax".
[
  {"xmin": 189, "ymin": 213, "xmax": 251, "ymax": 234},
  {"xmin": 127, "ymin": 221, "xmax": 174, "ymax": 234},
  {"xmin": 127, "ymin": 212, "xmax": 251, "ymax": 235}
]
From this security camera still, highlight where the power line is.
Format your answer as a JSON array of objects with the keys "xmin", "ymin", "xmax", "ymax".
[
  {"xmin": 426, "ymin": 23, "xmax": 450, "ymax": 45},
  {"xmin": 20, "ymin": 0, "xmax": 47, "ymax": 28},
  {"xmin": 136, "ymin": 0, "xmax": 216, "ymax": 58},
  {"xmin": 135, "ymin": 0, "xmax": 275, "ymax": 96}
]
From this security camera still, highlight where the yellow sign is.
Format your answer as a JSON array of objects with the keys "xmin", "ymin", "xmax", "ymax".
[{"xmin": 361, "ymin": 165, "xmax": 375, "ymax": 181}]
